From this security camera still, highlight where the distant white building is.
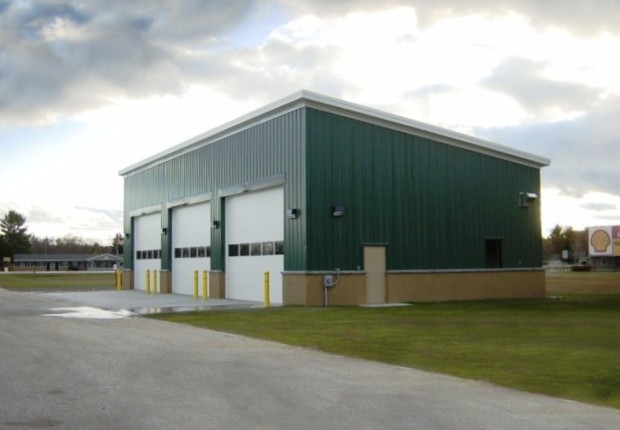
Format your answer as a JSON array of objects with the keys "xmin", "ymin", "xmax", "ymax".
[{"xmin": 587, "ymin": 226, "xmax": 620, "ymax": 271}]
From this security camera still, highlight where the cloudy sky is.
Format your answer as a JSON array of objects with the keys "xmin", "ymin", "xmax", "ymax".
[{"xmin": 1, "ymin": 0, "xmax": 619, "ymax": 244}]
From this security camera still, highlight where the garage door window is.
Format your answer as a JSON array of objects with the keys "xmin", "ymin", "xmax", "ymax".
[
  {"xmin": 228, "ymin": 241, "xmax": 284, "ymax": 257},
  {"xmin": 174, "ymin": 246, "xmax": 211, "ymax": 258},
  {"xmin": 136, "ymin": 249, "xmax": 161, "ymax": 260},
  {"xmin": 263, "ymin": 241, "xmax": 274, "ymax": 255}
]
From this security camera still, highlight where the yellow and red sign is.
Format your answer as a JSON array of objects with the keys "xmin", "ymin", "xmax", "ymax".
[{"xmin": 588, "ymin": 226, "xmax": 620, "ymax": 256}]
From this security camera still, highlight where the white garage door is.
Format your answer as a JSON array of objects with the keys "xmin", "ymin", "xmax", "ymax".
[
  {"xmin": 134, "ymin": 212, "xmax": 161, "ymax": 292},
  {"xmin": 225, "ymin": 187, "xmax": 284, "ymax": 303},
  {"xmin": 172, "ymin": 202, "xmax": 211, "ymax": 295}
]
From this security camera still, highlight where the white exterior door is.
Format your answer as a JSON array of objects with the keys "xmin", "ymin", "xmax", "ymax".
[
  {"xmin": 172, "ymin": 202, "xmax": 211, "ymax": 295},
  {"xmin": 225, "ymin": 187, "xmax": 284, "ymax": 303},
  {"xmin": 134, "ymin": 212, "xmax": 161, "ymax": 292}
]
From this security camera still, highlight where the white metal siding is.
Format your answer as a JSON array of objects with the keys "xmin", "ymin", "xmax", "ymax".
[
  {"xmin": 172, "ymin": 202, "xmax": 211, "ymax": 295},
  {"xmin": 225, "ymin": 187, "xmax": 284, "ymax": 303}
]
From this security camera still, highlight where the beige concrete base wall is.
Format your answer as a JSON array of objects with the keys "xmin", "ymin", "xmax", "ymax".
[
  {"xmin": 282, "ymin": 274, "xmax": 315, "ymax": 305},
  {"xmin": 387, "ymin": 270, "xmax": 546, "ymax": 303},
  {"xmin": 208, "ymin": 271, "xmax": 226, "ymax": 299},
  {"xmin": 159, "ymin": 270, "xmax": 172, "ymax": 294},
  {"xmin": 150, "ymin": 270, "xmax": 226, "ymax": 297},
  {"xmin": 283, "ymin": 273, "xmax": 366, "ymax": 306},
  {"xmin": 284, "ymin": 270, "xmax": 545, "ymax": 306},
  {"xmin": 121, "ymin": 269, "xmax": 134, "ymax": 290}
]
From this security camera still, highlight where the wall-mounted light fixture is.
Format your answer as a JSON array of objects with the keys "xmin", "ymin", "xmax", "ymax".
[
  {"xmin": 125, "ymin": 233, "xmax": 131, "ymax": 239},
  {"xmin": 331, "ymin": 205, "xmax": 345, "ymax": 217},
  {"xmin": 287, "ymin": 208, "xmax": 299, "ymax": 219},
  {"xmin": 211, "ymin": 220, "xmax": 220, "ymax": 229},
  {"xmin": 519, "ymin": 192, "xmax": 538, "ymax": 208},
  {"xmin": 161, "ymin": 227, "xmax": 168, "ymax": 235}
]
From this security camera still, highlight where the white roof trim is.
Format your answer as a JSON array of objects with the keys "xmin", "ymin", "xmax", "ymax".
[
  {"xmin": 119, "ymin": 90, "xmax": 550, "ymax": 176},
  {"xmin": 129, "ymin": 205, "xmax": 161, "ymax": 217},
  {"xmin": 166, "ymin": 192, "xmax": 213, "ymax": 209},
  {"xmin": 218, "ymin": 174, "xmax": 286, "ymax": 198}
]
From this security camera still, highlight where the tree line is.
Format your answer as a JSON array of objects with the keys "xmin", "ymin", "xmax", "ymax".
[
  {"xmin": 0, "ymin": 210, "xmax": 124, "ymax": 264},
  {"xmin": 542, "ymin": 224, "xmax": 588, "ymax": 263}
]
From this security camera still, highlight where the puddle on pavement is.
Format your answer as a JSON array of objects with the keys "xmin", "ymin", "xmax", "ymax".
[
  {"xmin": 42, "ymin": 302, "xmax": 264, "ymax": 319},
  {"xmin": 130, "ymin": 303, "xmax": 261, "ymax": 315},
  {"xmin": 43, "ymin": 307, "xmax": 136, "ymax": 319}
]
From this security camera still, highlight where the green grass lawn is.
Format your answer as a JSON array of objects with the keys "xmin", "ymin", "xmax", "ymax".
[
  {"xmin": 151, "ymin": 272, "xmax": 620, "ymax": 409},
  {"xmin": 546, "ymin": 270, "xmax": 620, "ymax": 294},
  {"xmin": 0, "ymin": 272, "xmax": 116, "ymax": 290}
]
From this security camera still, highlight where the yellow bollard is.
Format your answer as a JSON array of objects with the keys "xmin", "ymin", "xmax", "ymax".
[
  {"xmin": 202, "ymin": 270, "xmax": 208, "ymax": 301},
  {"xmin": 193, "ymin": 270, "xmax": 199, "ymax": 301},
  {"xmin": 115, "ymin": 270, "xmax": 122, "ymax": 291},
  {"xmin": 263, "ymin": 271, "xmax": 270, "ymax": 308},
  {"xmin": 146, "ymin": 269, "xmax": 151, "ymax": 295},
  {"xmin": 153, "ymin": 270, "xmax": 158, "ymax": 295}
]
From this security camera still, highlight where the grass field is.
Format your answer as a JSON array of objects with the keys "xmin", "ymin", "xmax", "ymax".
[
  {"xmin": 0, "ymin": 272, "xmax": 116, "ymax": 290},
  {"xmin": 546, "ymin": 270, "xmax": 620, "ymax": 294},
  {"xmin": 151, "ymin": 271, "xmax": 620, "ymax": 409}
]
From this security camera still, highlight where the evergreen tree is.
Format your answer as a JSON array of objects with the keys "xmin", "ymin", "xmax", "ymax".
[
  {"xmin": 0, "ymin": 210, "xmax": 31, "ymax": 257},
  {"xmin": 545, "ymin": 224, "xmax": 581, "ymax": 262},
  {"xmin": 0, "ymin": 235, "xmax": 9, "ymax": 264}
]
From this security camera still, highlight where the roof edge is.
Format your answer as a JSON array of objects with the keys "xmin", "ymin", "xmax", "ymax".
[
  {"xmin": 119, "ymin": 90, "xmax": 550, "ymax": 176},
  {"xmin": 300, "ymin": 90, "xmax": 551, "ymax": 168},
  {"xmin": 118, "ymin": 91, "xmax": 308, "ymax": 176}
]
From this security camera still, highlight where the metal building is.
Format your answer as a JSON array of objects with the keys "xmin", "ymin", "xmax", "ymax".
[{"xmin": 119, "ymin": 90, "xmax": 550, "ymax": 305}]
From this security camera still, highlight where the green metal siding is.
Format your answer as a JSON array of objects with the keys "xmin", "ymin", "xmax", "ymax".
[
  {"xmin": 122, "ymin": 109, "xmax": 307, "ymax": 271},
  {"xmin": 305, "ymin": 108, "xmax": 543, "ymax": 271},
  {"xmin": 122, "ymin": 105, "xmax": 544, "ymax": 274}
]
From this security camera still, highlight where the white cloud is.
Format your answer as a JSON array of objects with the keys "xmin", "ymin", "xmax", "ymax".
[
  {"xmin": 283, "ymin": 0, "xmax": 620, "ymax": 36},
  {"xmin": 0, "ymin": 86, "xmax": 265, "ymax": 243},
  {"xmin": 75, "ymin": 86, "xmax": 263, "ymax": 167},
  {"xmin": 542, "ymin": 188, "xmax": 620, "ymax": 234},
  {"xmin": 0, "ymin": 200, "xmax": 122, "ymax": 244},
  {"xmin": 260, "ymin": 7, "xmax": 616, "ymax": 133}
]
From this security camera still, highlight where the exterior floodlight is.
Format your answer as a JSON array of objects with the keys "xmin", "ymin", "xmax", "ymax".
[
  {"xmin": 287, "ymin": 208, "xmax": 299, "ymax": 219},
  {"xmin": 519, "ymin": 192, "xmax": 538, "ymax": 208},
  {"xmin": 211, "ymin": 221, "xmax": 220, "ymax": 229},
  {"xmin": 331, "ymin": 205, "xmax": 345, "ymax": 217}
]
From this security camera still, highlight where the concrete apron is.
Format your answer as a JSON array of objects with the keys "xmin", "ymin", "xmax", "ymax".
[{"xmin": 38, "ymin": 290, "xmax": 268, "ymax": 316}]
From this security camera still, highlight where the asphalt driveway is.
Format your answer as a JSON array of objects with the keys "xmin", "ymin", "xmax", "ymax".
[{"xmin": 1, "ymin": 288, "xmax": 620, "ymax": 430}]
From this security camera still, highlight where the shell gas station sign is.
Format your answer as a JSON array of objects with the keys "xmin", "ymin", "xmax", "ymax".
[{"xmin": 588, "ymin": 225, "xmax": 620, "ymax": 256}]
